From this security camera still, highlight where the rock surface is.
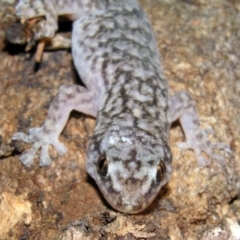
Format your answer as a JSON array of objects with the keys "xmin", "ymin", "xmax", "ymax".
[{"xmin": 0, "ymin": 0, "xmax": 239, "ymax": 239}]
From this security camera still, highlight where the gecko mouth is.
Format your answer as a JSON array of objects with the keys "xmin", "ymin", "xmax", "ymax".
[
  {"xmin": 117, "ymin": 198, "xmax": 149, "ymax": 213},
  {"xmin": 103, "ymin": 191, "xmax": 155, "ymax": 214},
  {"xmin": 97, "ymin": 177, "xmax": 161, "ymax": 214}
]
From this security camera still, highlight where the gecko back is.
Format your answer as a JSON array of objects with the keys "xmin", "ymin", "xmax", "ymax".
[{"xmin": 71, "ymin": 1, "xmax": 173, "ymax": 213}]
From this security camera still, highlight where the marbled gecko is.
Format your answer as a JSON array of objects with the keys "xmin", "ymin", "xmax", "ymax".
[{"xmin": 12, "ymin": 0, "xmax": 230, "ymax": 213}]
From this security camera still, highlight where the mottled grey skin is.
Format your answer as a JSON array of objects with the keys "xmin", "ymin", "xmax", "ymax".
[{"xmin": 13, "ymin": 0, "xmax": 229, "ymax": 213}]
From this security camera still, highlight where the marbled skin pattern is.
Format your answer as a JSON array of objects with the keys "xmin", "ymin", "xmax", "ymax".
[{"xmin": 13, "ymin": 0, "xmax": 229, "ymax": 213}]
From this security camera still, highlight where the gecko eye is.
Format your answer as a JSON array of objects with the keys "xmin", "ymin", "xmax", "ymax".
[
  {"xmin": 156, "ymin": 161, "xmax": 166, "ymax": 182},
  {"xmin": 97, "ymin": 154, "xmax": 108, "ymax": 177}
]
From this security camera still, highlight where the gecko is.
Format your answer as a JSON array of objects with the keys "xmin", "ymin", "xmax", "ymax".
[{"xmin": 12, "ymin": 0, "xmax": 230, "ymax": 214}]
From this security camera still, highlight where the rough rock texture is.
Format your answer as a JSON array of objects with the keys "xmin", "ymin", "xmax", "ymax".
[{"xmin": 0, "ymin": 0, "xmax": 239, "ymax": 239}]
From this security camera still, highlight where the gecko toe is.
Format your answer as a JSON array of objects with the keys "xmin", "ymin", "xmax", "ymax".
[
  {"xmin": 12, "ymin": 132, "xmax": 32, "ymax": 143},
  {"xmin": 196, "ymin": 155, "xmax": 211, "ymax": 168},
  {"xmin": 53, "ymin": 141, "xmax": 68, "ymax": 155}
]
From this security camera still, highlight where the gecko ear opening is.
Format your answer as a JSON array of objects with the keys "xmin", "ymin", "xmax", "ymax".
[
  {"xmin": 97, "ymin": 154, "xmax": 108, "ymax": 177},
  {"xmin": 156, "ymin": 161, "xmax": 166, "ymax": 182}
]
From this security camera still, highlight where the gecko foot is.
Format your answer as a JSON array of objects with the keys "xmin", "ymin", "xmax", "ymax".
[
  {"xmin": 12, "ymin": 127, "xmax": 67, "ymax": 167},
  {"xmin": 177, "ymin": 127, "xmax": 231, "ymax": 168}
]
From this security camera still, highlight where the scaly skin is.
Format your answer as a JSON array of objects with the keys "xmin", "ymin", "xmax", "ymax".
[{"xmin": 13, "ymin": 0, "xmax": 230, "ymax": 213}]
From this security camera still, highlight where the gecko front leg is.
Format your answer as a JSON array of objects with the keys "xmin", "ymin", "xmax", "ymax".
[
  {"xmin": 15, "ymin": 0, "xmax": 58, "ymax": 40},
  {"xmin": 169, "ymin": 91, "xmax": 230, "ymax": 167},
  {"xmin": 13, "ymin": 85, "xmax": 97, "ymax": 167}
]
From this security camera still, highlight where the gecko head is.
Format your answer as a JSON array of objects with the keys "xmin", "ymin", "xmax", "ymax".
[{"xmin": 86, "ymin": 127, "xmax": 172, "ymax": 214}]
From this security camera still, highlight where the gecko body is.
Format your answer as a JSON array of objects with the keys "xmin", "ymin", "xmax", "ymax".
[{"xmin": 13, "ymin": 0, "xmax": 229, "ymax": 213}]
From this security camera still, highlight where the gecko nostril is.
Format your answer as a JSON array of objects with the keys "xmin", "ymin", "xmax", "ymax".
[{"xmin": 97, "ymin": 154, "xmax": 108, "ymax": 177}]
